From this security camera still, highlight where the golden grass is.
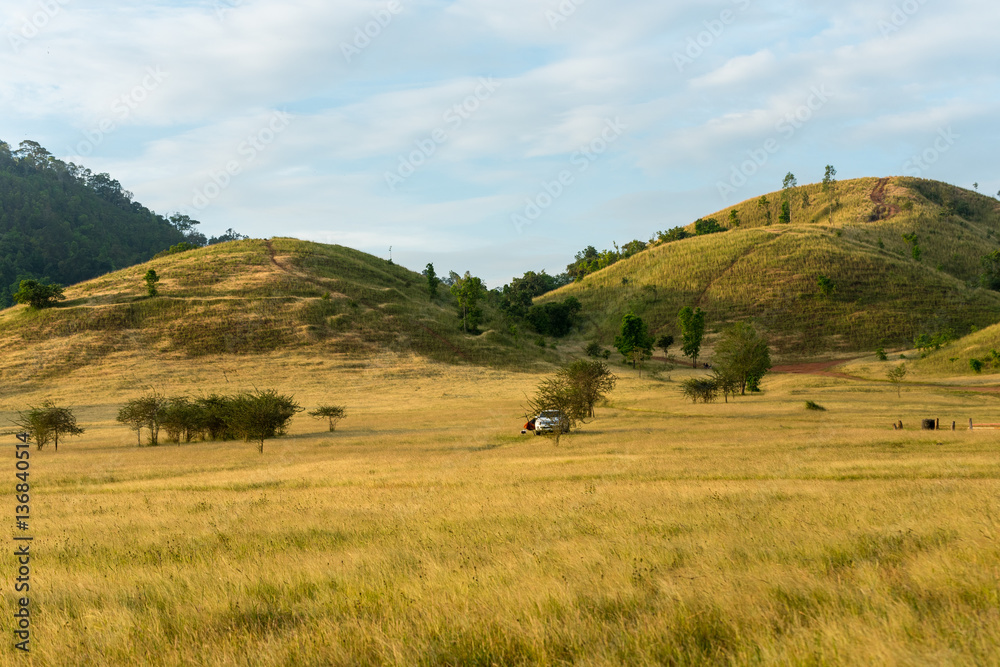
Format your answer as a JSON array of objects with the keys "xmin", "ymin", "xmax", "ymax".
[{"xmin": 2, "ymin": 351, "xmax": 999, "ymax": 665}]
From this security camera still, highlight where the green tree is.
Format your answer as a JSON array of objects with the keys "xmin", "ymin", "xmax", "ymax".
[
  {"xmin": 226, "ymin": 389, "xmax": 302, "ymax": 453},
  {"xmin": 116, "ymin": 391, "xmax": 167, "ymax": 446},
  {"xmin": 980, "ymin": 250, "xmax": 1000, "ymax": 290},
  {"xmin": 144, "ymin": 268, "xmax": 160, "ymax": 297},
  {"xmin": 779, "ymin": 199, "xmax": 791, "ymax": 224},
  {"xmin": 680, "ymin": 377, "xmax": 718, "ymax": 404},
  {"xmin": 561, "ymin": 360, "xmax": 617, "ymax": 418},
  {"xmin": 13, "ymin": 280, "xmax": 65, "ymax": 309},
  {"xmin": 13, "ymin": 402, "xmax": 84, "ymax": 451},
  {"xmin": 450, "ymin": 271, "xmax": 486, "ymax": 333},
  {"xmin": 614, "ymin": 313, "xmax": 654, "ymax": 375},
  {"xmin": 822, "ymin": 165, "xmax": 837, "ymax": 223},
  {"xmin": 694, "ymin": 218, "xmax": 724, "ymax": 235},
  {"xmin": 728, "ymin": 209, "xmax": 740, "ymax": 227},
  {"xmin": 817, "ymin": 275, "xmax": 836, "ymax": 297},
  {"xmin": 886, "ymin": 363, "xmax": 907, "ymax": 397},
  {"xmin": 309, "ymin": 405, "xmax": 347, "ymax": 431},
  {"xmin": 782, "ymin": 172, "xmax": 798, "ymax": 190},
  {"xmin": 711, "ymin": 322, "xmax": 772, "ymax": 395},
  {"xmin": 757, "ymin": 196, "xmax": 772, "ymax": 225},
  {"xmin": 677, "ymin": 306, "xmax": 706, "ymax": 368},
  {"xmin": 656, "ymin": 334, "xmax": 674, "ymax": 359},
  {"xmin": 423, "ymin": 263, "xmax": 440, "ymax": 299}
]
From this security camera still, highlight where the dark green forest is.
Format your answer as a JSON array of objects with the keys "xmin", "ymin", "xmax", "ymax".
[{"xmin": 0, "ymin": 139, "xmax": 192, "ymax": 307}]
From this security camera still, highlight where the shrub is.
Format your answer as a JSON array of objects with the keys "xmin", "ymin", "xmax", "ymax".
[
  {"xmin": 970, "ymin": 358, "xmax": 984, "ymax": 374},
  {"xmin": 309, "ymin": 405, "xmax": 347, "ymax": 432},
  {"xmin": 875, "ymin": 348, "xmax": 888, "ymax": 361},
  {"xmin": 680, "ymin": 378, "xmax": 718, "ymax": 404},
  {"xmin": 805, "ymin": 400, "xmax": 826, "ymax": 411}
]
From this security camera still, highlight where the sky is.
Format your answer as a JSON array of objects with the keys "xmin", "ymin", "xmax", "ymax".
[{"xmin": 1, "ymin": 0, "xmax": 998, "ymax": 287}]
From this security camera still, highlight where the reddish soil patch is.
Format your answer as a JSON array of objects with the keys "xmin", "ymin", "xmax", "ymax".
[
  {"xmin": 772, "ymin": 359, "xmax": 857, "ymax": 380},
  {"xmin": 868, "ymin": 177, "xmax": 900, "ymax": 221}
]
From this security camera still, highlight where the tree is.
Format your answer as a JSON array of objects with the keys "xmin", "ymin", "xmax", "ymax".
[
  {"xmin": 886, "ymin": 363, "xmax": 907, "ymax": 397},
  {"xmin": 159, "ymin": 397, "xmax": 202, "ymax": 443},
  {"xmin": 208, "ymin": 228, "xmax": 248, "ymax": 245},
  {"xmin": 309, "ymin": 405, "xmax": 347, "ymax": 432},
  {"xmin": 782, "ymin": 172, "xmax": 798, "ymax": 191},
  {"xmin": 677, "ymin": 306, "xmax": 706, "ymax": 368},
  {"xmin": 561, "ymin": 360, "xmax": 617, "ymax": 418},
  {"xmin": 680, "ymin": 377, "xmax": 718, "ymax": 404},
  {"xmin": 822, "ymin": 165, "xmax": 837, "ymax": 223},
  {"xmin": 779, "ymin": 199, "xmax": 791, "ymax": 224},
  {"xmin": 423, "ymin": 263, "xmax": 440, "ymax": 299},
  {"xmin": 656, "ymin": 334, "xmax": 674, "ymax": 359},
  {"xmin": 817, "ymin": 275, "xmax": 836, "ymax": 297},
  {"xmin": 981, "ymin": 250, "xmax": 1000, "ymax": 290},
  {"xmin": 450, "ymin": 271, "xmax": 486, "ymax": 333},
  {"xmin": 116, "ymin": 391, "xmax": 167, "ymax": 446},
  {"xmin": 144, "ymin": 269, "xmax": 160, "ymax": 297},
  {"xmin": 694, "ymin": 218, "xmax": 724, "ymax": 235},
  {"xmin": 13, "ymin": 280, "xmax": 65, "ymax": 309},
  {"xmin": 526, "ymin": 297, "xmax": 581, "ymax": 337},
  {"xmin": 15, "ymin": 402, "xmax": 83, "ymax": 451},
  {"xmin": 728, "ymin": 209, "xmax": 740, "ymax": 227},
  {"xmin": 757, "ymin": 196, "xmax": 772, "ymax": 225},
  {"xmin": 614, "ymin": 313, "xmax": 654, "ymax": 375},
  {"xmin": 711, "ymin": 322, "xmax": 772, "ymax": 395},
  {"xmin": 225, "ymin": 389, "xmax": 302, "ymax": 453}
]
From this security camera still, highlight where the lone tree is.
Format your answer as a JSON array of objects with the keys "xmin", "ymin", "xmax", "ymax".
[
  {"xmin": 226, "ymin": 389, "xmax": 302, "ymax": 453},
  {"xmin": 711, "ymin": 321, "xmax": 772, "ymax": 395},
  {"xmin": 781, "ymin": 172, "xmax": 797, "ymax": 224},
  {"xmin": 678, "ymin": 306, "xmax": 706, "ymax": 368},
  {"xmin": 423, "ymin": 263, "xmax": 440, "ymax": 299},
  {"xmin": 614, "ymin": 313, "xmax": 654, "ymax": 375},
  {"xmin": 450, "ymin": 271, "xmax": 487, "ymax": 333},
  {"xmin": 656, "ymin": 334, "xmax": 674, "ymax": 360},
  {"xmin": 15, "ymin": 402, "xmax": 83, "ymax": 451},
  {"xmin": 525, "ymin": 360, "xmax": 618, "ymax": 436},
  {"xmin": 886, "ymin": 363, "xmax": 907, "ymax": 397},
  {"xmin": 680, "ymin": 377, "xmax": 718, "ymax": 404},
  {"xmin": 310, "ymin": 405, "xmax": 347, "ymax": 432},
  {"xmin": 144, "ymin": 269, "xmax": 160, "ymax": 297},
  {"xmin": 822, "ymin": 165, "xmax": 838, "ymax": 223},
  {"xmin": 13, "ymin": 280, "xmax": 65, "ymax": 309}
]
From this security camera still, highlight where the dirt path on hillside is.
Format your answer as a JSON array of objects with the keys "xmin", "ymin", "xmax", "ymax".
[
  {"xmin": 868, "ymin": 177, "xmax": 900, "ymax": 222},
  {"xmin": 773, "ymin": 358, "xmax": 1000, "ymax": 393}
]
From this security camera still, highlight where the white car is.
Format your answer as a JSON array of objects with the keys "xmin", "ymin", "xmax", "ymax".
[{"xmin": 534, "ymin": 409, "xmax": 569, "ymax": 435}]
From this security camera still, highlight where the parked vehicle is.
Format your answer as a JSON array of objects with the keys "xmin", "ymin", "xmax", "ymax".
[{"xmin": 534, "ymin": 409, "xmax": 569, "ymax": 435}]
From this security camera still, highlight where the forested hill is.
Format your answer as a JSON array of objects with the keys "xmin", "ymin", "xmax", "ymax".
[{"xmin": 0, "ymin": 139, "xmax": 186, "ymax": 307}]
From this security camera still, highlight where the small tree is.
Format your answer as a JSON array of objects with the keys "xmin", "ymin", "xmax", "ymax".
[
  {"xmin": 144, "ymin": 269, "xmax": 160, "ymax": 297},
  {"xmin": 15, "ymin": 402, "xmax": 83, "ymax": 451},
  {"xmin": 779, "ymin": 199, "xmax": 791, "ymax": 224},
  {"xmin": 450, "ymin": 271, "xmax": 486, "ymax": 333},
  {"xmin": 817, "ymin": 275, "xmax": 836, "ymax": 297},
  {"xmin": 310, "ymin": 405, "xmax": 347, "ymax": 432},
  {"xmin": 886, "ymin": 363, "xmax": 907, "ymax": 397},
  {"xmin": 677, "ymin": 306, "xmax": 706, "ymax": 368},
  {"xmin": 728, "ymin": 209, "xmax": 740, "ymax": 227},
  {"xmin": 656, "ymin": 334, "xmax": 674, "ymax": 360},
  {"xmin": 822, "ymin": 165, "xmax": 837, "ymax": 223},
  {"xmin": 226, "ymin": 389, "xmax": 302, "ymax": 453},
  {"xmin": 614, "ymin": 313, "xmax": 654, "ymax": 375},
  {"xmin": 423, "ymin": 263, "xmax": 440, "ymax": 299},
  {"xmin": 13, "ymin": 280, "xmax": 65, "ymax": 309},
  {"xmin": 561, "ymin": 360, "xmax": 617, "ymax": 418},
  {"xmin": 680, "ymin": 377, "xmax": 718, "ymax": 404},
  {"xmin": 757, "ymin": 196, "xmax": 772, "ymax": 225},
  {"xmin": 116, "ymin": 391, "xmax": 167, "ymax": 446},
  {"xmin": 711, "ymin": 322, "xmax": 772, "ymax": 395}
]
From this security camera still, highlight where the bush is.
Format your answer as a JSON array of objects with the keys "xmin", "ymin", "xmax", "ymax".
[
  {"xmin": 970, "ymin": 358, "xmax": 984, "ymax": 374},
  {"xmin": 805, "ymin": 400, "xmax": 826, "ymax": 411},
  {"xmin": 585, "ymin": 341, "xmax": 604, "ymax": 358},
  {"xmin": 875, "ymin": 348, "xmax": 888, "ymax": 361},
  {"xmin": 680, "ymin": 378, "xmax": 718, "ymax": 404},
  {"xmin": 13, "ymin": 279, "xmax": 65, "ymax": 309},
  {"xmin": 309, "ymin": 405, "xmax": 347, "ymax": 432}
]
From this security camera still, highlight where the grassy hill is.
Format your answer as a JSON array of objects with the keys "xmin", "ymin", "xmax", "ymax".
[
  {"xmin": 542, "ymin": 177, "xmax": 1000, "ymax": 357},
  {"xmin": 0, "ymin": 238, "xmax": 556, "ymax": 388}
]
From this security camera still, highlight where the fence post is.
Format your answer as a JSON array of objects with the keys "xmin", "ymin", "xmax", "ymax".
[
  {"xmin": 952, "ymin": 421, "xmax": 956, "ymax": 431},
  {"xmin": 969, "ymin": 418, "xmax": 974, "ymax": 431}
]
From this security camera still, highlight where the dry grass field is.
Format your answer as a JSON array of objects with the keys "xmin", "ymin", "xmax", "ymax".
[{"xmin": 2, "ymin": 351, "xmax": 998, "ymax": 665}]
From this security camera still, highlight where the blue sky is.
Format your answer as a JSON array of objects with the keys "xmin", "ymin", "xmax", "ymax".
[{"xmin": 1, "ymin": 0, "xmax": 997, "ymax": 286}]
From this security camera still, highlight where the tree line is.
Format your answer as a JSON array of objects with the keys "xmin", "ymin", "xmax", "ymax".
[{"xmin": 12, "ymin": 390, "xmax": 346, "ymax": 454}]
